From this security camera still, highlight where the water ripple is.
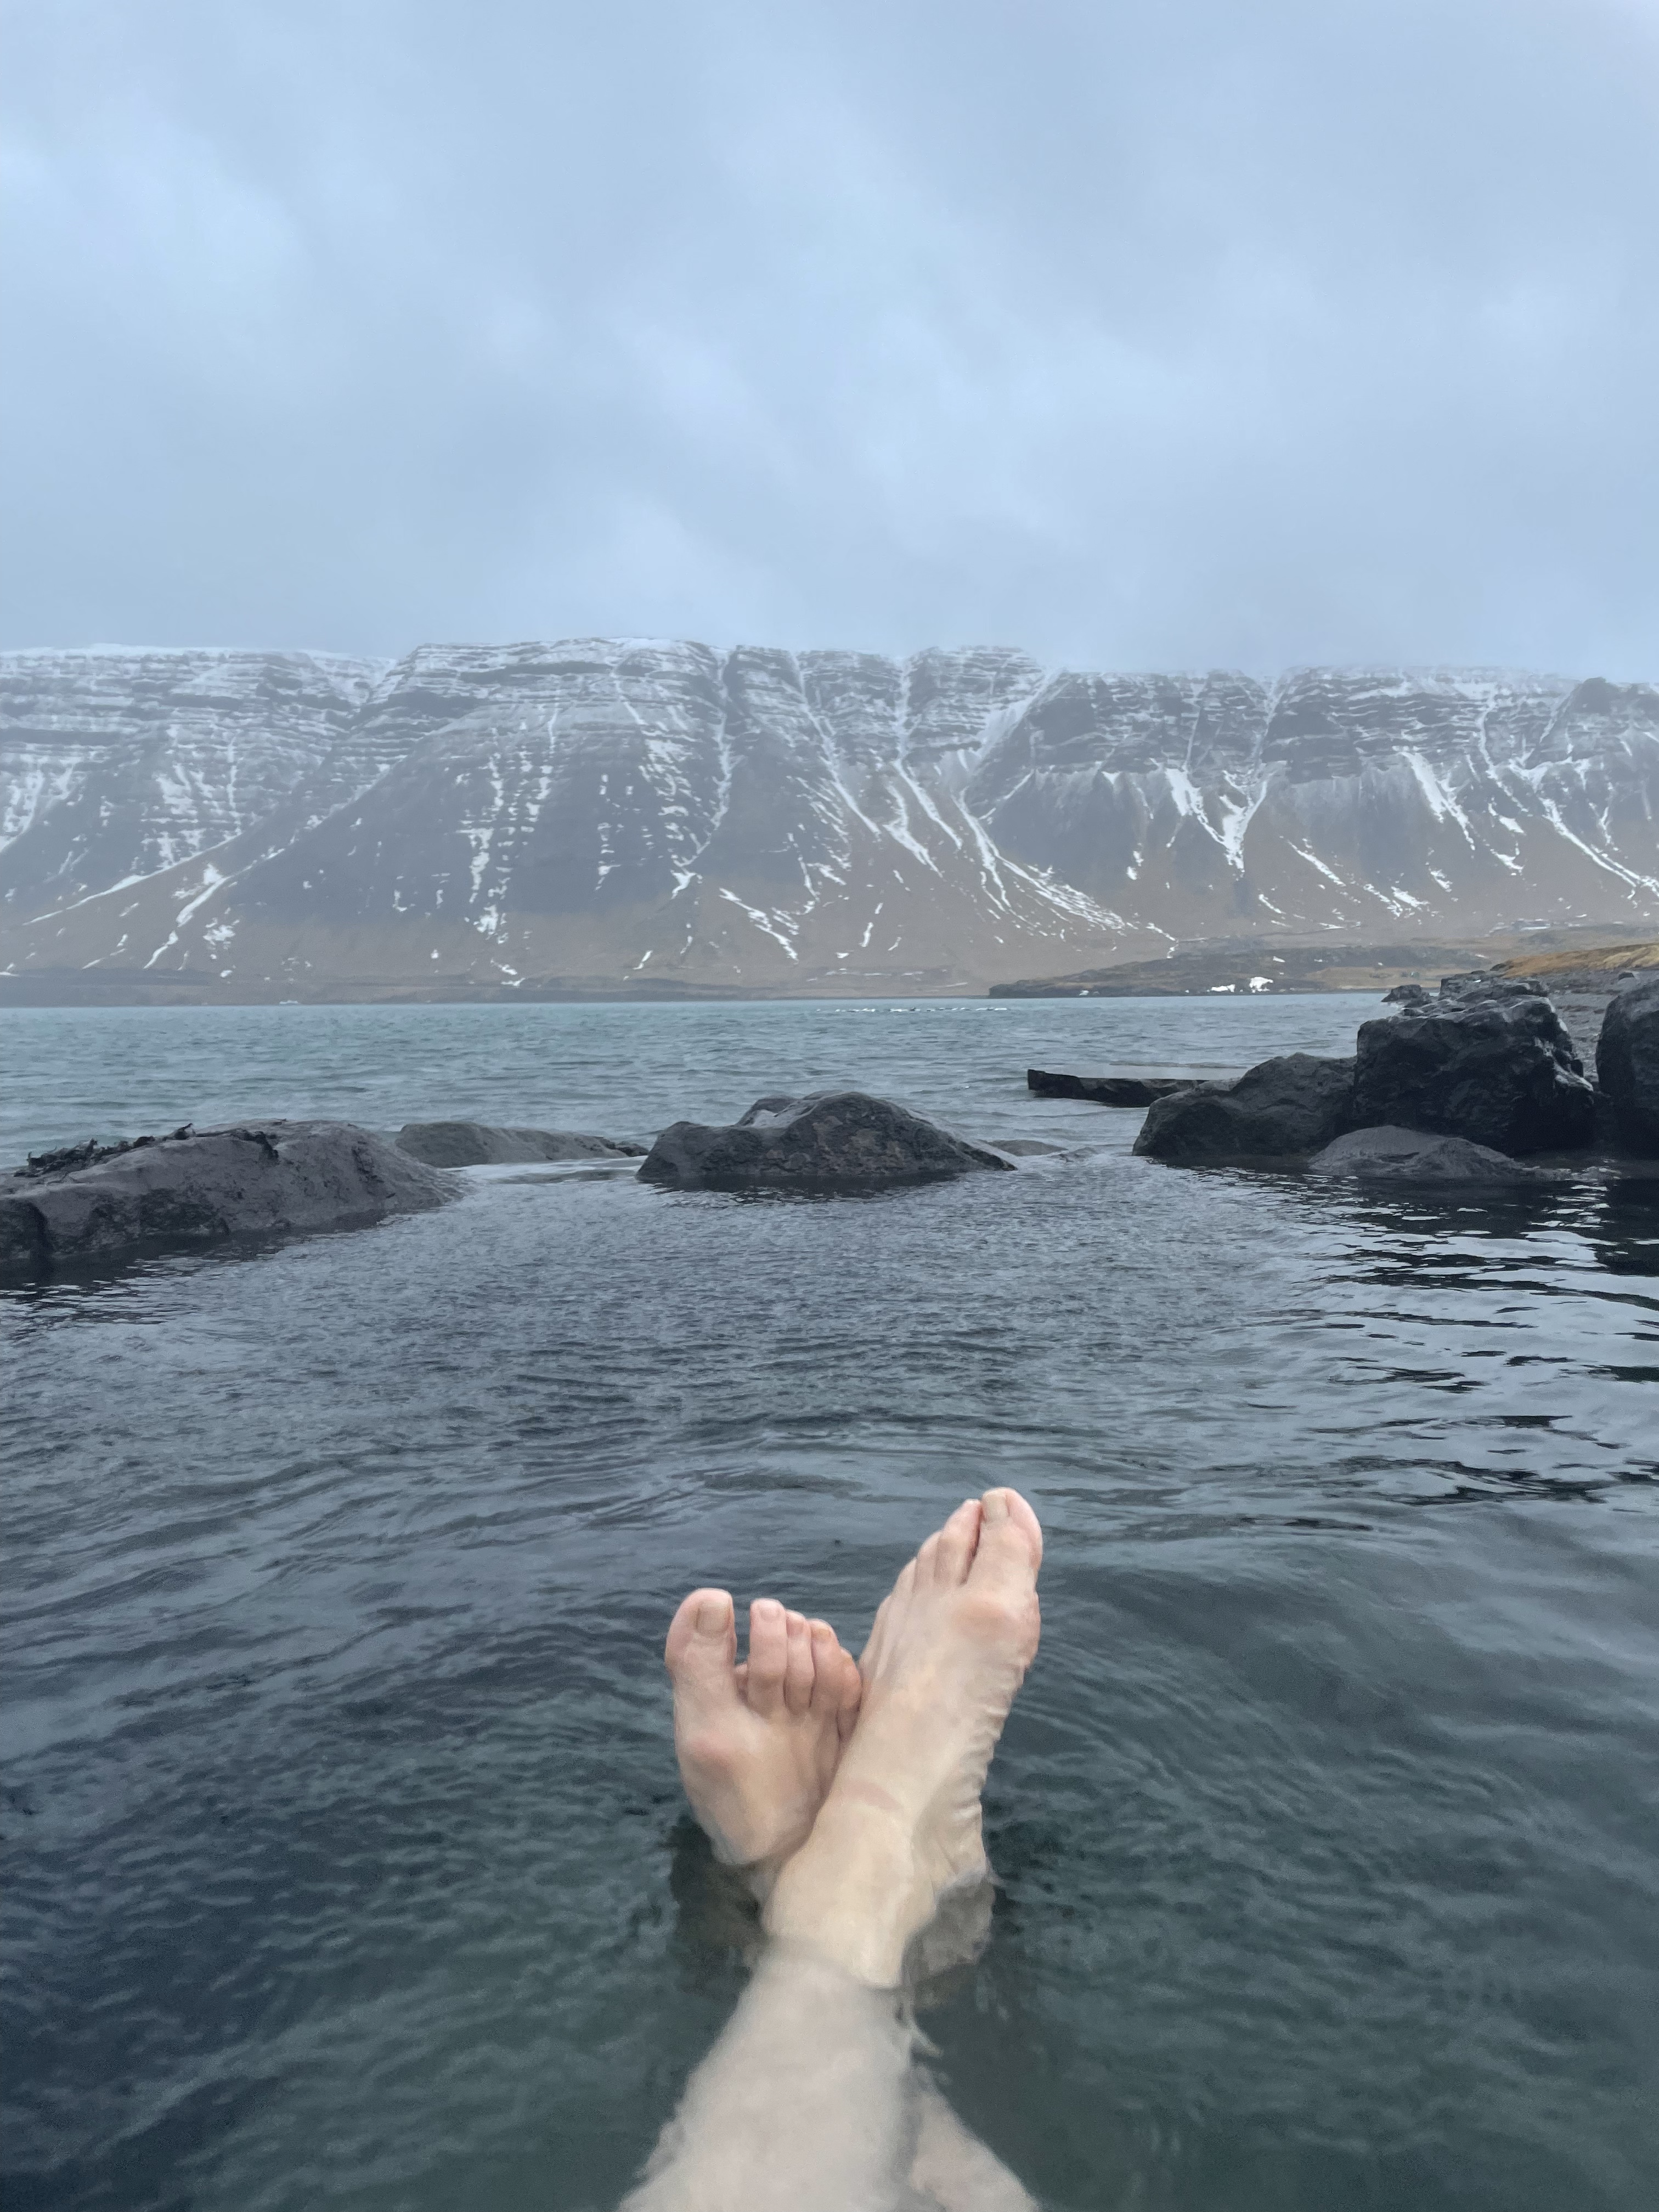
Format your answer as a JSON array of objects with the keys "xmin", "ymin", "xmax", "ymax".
[{"xmin": 3, "ymin": 1001, "xmax": 1657, "ymax": 2211}]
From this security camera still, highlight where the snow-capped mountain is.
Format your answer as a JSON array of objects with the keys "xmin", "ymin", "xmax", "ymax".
[
  {"xmin": 967, "ymin": 666, "xmax": 1659, "ymax": 941},
  {"xmin": 2, "ymin": 648, "xmax": 388, "ymax": 913},
  {"xmin": 2, "ymin": 642, "xmax": 1655, "ymax": 997}
]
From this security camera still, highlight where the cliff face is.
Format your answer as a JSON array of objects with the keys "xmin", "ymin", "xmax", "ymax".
[
  {"xmin": 2, "ymin": 643, "xmax": 1655, "ymax": 997},
  {"xmin": 967, "ymin": 667, "xmax": 1659, "ymax": 941},
  {"xmin": 2, "ymin": 649, "xmax": 386, "ymax": 913}
]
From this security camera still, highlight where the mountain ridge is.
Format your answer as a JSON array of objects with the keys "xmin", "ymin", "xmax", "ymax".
[{"xmin": 3, "ymin": 641, "xmax": 1655, "ymax": 1000}]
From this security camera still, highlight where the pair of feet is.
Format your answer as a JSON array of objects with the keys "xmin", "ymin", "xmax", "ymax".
[{"xmin": 665, "ymin": 1487, "xmax": 1043, "ymax": 1987}]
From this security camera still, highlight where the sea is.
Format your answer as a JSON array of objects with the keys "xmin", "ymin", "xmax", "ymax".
[{"xmin": 3, "ymin": 996, "xmax": 1656, "ymax": 2212}]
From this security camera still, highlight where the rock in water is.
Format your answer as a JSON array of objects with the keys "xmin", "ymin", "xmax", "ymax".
[
  {"xmin": 1132, "ymin": 1054, "xmax": 1356, "ymax": 1164},
  {"xmin": 1352, "ymin": 994, "xmax": 1595, "ymax": 1153},
  {"xmin": 1, "ymin": 1121, "xmax": 454, "ymax": 1284},
  {"xmin": 1596, "ymin": 974, "xmax": 1659, "ymax": 1155},
  {"xmin": 1026, "ymin": 1069, "xmax": 1194, "ymax": 1106},
  {"xmin": 396, "ymin": 1122, "xmax": 645, "ymax": 1166},
  {"xmin": 1434, "ymin": 970, "xmax": 1549, "ymax": 1009},
  {"xmin": 637, "ymin": 1091, "xmax": 1014, "ymax": 1190},
  {"xmin": 1308, "ymin": 1126, "xmax": 1565, "ymax": 1184}
]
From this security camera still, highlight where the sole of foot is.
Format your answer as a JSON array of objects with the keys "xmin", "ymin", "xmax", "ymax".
[
  {"xmin": 665, "ymin": 1588, "xmax": 862, "ymax": 1891},
  {"xmin": 764, "ymin": 1486, "xmax": 1042, "ymax": 1985}
]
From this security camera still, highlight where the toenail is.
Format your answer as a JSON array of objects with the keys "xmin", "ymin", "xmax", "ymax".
[
  {"xmin": 983, "ymin": 1491, "xmax": 1008, "ymax": 1521},
  {"xmin": 695, "ymin": 1596, "xmax": 730, "ymax": 1634}
]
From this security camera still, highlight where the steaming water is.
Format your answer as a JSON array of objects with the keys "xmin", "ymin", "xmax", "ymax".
[{"xmin": 3, "ymin": 998, "xmax": 1656, "ymax": 2212}]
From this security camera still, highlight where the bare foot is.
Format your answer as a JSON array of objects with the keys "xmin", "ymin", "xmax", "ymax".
[
  {"xmin": 765, "ymin": 1488, "xmax": 1042, "ymax": 1985},
  {"xmin": 665, "ymin": 1588, "xmax": 863, "ymax": 1891}
]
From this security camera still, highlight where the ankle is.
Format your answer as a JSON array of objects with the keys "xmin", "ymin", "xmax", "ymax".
[{"xmin": 762, "ymin": 1801, "xmax": 926, "ymax": 1987}]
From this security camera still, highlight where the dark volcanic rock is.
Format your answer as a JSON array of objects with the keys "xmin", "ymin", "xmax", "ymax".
[
  {"xmin": 1425, "ymin": 965, "xmax": 1617, "ymax": 1063},
  {"xmin": 1308, "ymin": 1126, "xmax": 1565, "ymax": 1184},
  {"xmin": 1353, "ymin": 994, "xmax": 1595, "ymax": 1153},
  {"xmin": 637, "ymin": 1091, "xmax": 1013, "ymax": 1190},
  {"xmin": 1132, "ymin": 1054, "xmax": 1356, "ymax": 1165},
  {"xmin": 1435, "ymin": 969, "xmax": 1548, "ymax": 1008},
  {"xmin": 1026, "ymin": 1069, "xmax": 1194, "ymax": 1106},
  {"xmin": 1596, "ymin": 973, "xmax": 1659, "ymax": 1155},
  {"xmin": 396, "ymin": 1121, "xmax": 645, "ymax": 1166},
  {"xmin": 1, "ymin": 1120, "xmax": 454, "ymax": 1284},
  {"xmin": 1381, "ymin": 982, "xmax": 1434, "ymax": 1008}
]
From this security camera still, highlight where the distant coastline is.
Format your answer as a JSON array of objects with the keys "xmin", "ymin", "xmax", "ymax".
[{"xmin": 5, "ymin": 926, "xmax": 1652, "ymax": 1011}]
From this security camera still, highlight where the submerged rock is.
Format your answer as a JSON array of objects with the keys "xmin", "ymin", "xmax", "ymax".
[
  {"xmin": 1308, "ymin": 1125, "xmax": 1566, "ymax": 1185},
  {"xmin": 637, "ymin": 1091, "xmax": 1013, "ymax": 1190},
  {"xmin": 1, "ymin": 1120, "xmax": 454, "ymax": 1284},
  {"xmin": 396, "ymin": 1121, "xmax": 645, "ymax": 1167},
  {"xmin": 1352, "ymin": 992, "xmax": 1595, "ymax": 1153},
  {"xmin": 1029, "ymin": 1069, "xmax": 1200, "ymax": 1105},
  {"xmin": 1132, "ymin": 1054, "xmax": 1356, "ymax": 1164},
  {"xmin": 1026, "ymin": 1069, "xmax": 1195, "ymax": 1106},
  {"xmin": 1595, "ymin": 974, "xmax": 1659, "ymax": 1155}
]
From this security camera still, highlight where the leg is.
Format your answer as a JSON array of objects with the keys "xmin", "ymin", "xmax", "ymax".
[
  {"xmin": 621, "ymin": 1943, "xmax": 917, "ymax": 2212},
  {"xmin": 909, "ymin": 2076, "xmax": 1040, "ymax": 2212},
  {"xmin": 630, "ymin": 1492, "xmax": 1043, "ymax": 2210},
  {"xmin": 766, "ymin": 1488, "xmax": 1043, "ymax": 1986},
  {"xmin": 627, "ymin": 2003, "xmax": 1039, "ymax": 2212}
]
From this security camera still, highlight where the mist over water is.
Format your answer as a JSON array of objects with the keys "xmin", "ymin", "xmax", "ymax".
[{"xmin": 3, "ymin": 998, "xmax": 1656, "ymax": 2211}]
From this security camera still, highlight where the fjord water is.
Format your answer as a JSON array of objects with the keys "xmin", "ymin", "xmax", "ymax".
[{"xmin": 3, "ymin": 998, "xmax": 1656, "ymax": 2212}]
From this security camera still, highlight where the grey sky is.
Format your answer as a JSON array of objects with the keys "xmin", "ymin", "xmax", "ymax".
[{"xmin": 3, "ymin": 0, "xmax": 1656, "ymax": 676}]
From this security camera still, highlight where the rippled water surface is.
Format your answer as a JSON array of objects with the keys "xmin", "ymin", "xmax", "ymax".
[{"xmin": 4, "ymin": 999, "xmax": 1657, "ymax": 2211}]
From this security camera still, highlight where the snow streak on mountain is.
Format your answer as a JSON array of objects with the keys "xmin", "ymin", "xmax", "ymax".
[{"xmin": 3, "ymin": 641, "xmax": 1655, "ymax": 996}]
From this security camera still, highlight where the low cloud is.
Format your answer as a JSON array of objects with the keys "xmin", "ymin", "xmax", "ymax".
[{"xmin": 2, "ymin": 0, "xmax": 1655, "ymax": 675}]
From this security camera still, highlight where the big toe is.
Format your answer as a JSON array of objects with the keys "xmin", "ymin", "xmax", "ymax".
[
  {"xmin": 973, "ymin": 1488, "xmax": 1043, "ymax": 1587},
  {"xmin": 932, "ymin": 1497, "xmax": 984, "ymax": 1587},
  {"xmin": 665, "ymin": 1588, "xmax": 740, "ymax": 1711}
]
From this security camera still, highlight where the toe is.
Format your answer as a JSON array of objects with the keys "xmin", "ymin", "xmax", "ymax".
[
  {"xmin": 807, "ymin": 1620, "xmax": 842, "ymax": 1716},
  {"xmin": 933, "ymin": 1497, "xmax": 984, "ymax": 1586},
  {"xmin": 784, "ymin": 1609, "xmax": 815, "ymax": 1716},
  {"xmin": 746, "ymin": 1598, "xmax": 789, "ymax": 1716},
  {"xmin": 836, "ymin": 1649, "xmax": 862, "ymax": 1743},
  {"xmin": 915, "ymin": 1531, "xmax": 943, "ymax": 1587},
  {"xmin": 664, "ymin": 1589, "xmax": 741, "ymax": 1717},
  {"xmin": 973, "ymin": 1487, "xmax": 1043, "ymax": 1588}
]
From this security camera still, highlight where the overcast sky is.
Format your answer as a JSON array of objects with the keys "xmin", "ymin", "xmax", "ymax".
[{"xmin": 3, "ymin": 0, "xmax": 1656, "ymax": 676}]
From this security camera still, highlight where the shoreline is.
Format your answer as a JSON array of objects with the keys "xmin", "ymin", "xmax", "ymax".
[
  {"xmin": 0, "ymin": 977, "xmax": 1404, "ymax": 1010},
  {"xmin": 5, "ymin": 928, "xmax": 1650, "ymax": 1012}
]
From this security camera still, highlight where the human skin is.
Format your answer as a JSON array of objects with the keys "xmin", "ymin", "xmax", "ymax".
[{"xmin": 629, "ymin": 1489, "xmax": 1043, "ymax": 2212}]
